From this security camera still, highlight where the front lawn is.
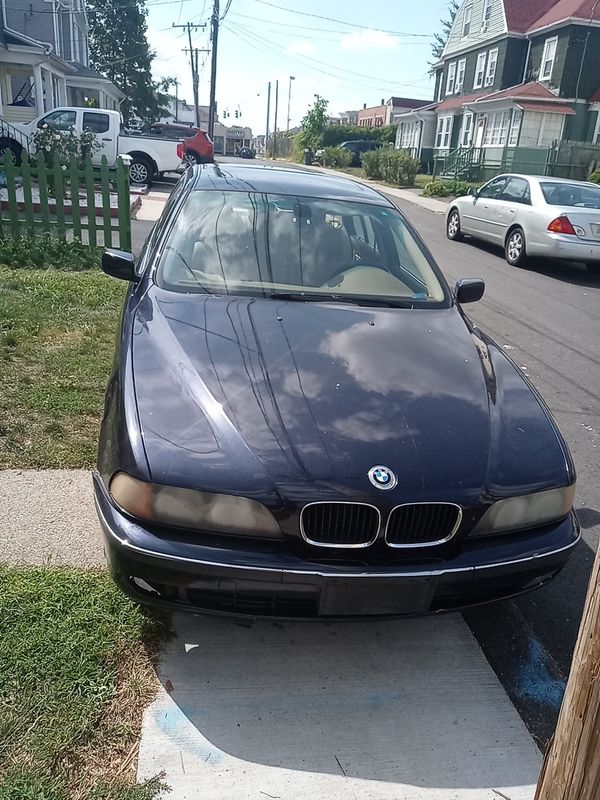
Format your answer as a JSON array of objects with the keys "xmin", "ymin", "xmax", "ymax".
[
  {"xmin": 0, "ymin": 565, "xmax": 169, "ymax": 799},
  {"xmin": 0, "ymin": 267, "xmax": 125, "ymax": 468}
]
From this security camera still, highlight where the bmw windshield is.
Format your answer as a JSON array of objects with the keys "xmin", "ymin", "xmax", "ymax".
[{"xmin": 156, "ymin": 191, "xmax": 447, "ymax": 307}]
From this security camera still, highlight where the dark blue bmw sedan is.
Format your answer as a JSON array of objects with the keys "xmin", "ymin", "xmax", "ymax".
[{"xmin": 94, "ymin": 163, "xmax": 579, "ymax": 618}]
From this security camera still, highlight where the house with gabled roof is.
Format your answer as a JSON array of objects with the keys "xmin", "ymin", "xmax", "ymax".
[{"xmin": 395, "ymin": 0, "xmax": 600, "ymax": 171}]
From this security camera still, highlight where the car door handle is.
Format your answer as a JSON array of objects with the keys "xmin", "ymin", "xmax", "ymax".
[{"xmin": 102, "ymin": 137, "xmax": 113, "ymax": 142}]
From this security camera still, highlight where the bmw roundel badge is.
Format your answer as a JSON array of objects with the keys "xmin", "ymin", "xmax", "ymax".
[{"xmin": 368, "ymin": 465, "xmax": 397, "ymax": 490}]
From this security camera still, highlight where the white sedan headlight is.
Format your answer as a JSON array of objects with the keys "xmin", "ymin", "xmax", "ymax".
[
  {"xmin": 110, "ymin": 473, "xmax": 283, "ymax": 539},
  {"xmin": 470, "ymin": 485, "xmax": 575, "ymax": 537}
]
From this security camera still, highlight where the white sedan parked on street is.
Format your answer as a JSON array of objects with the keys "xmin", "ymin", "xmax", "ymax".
[{"xmin": 446, "ymin": 174, "xmax": 600, "ymax": 274}]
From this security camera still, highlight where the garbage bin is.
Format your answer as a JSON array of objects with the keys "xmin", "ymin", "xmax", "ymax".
[{"xmin": 303, "ymin": 148, "xmax": 312, "ymax": 165}]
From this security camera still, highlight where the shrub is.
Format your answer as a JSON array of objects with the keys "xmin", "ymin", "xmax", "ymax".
[
  {"xmin": 321, "ymin": 146, "xmax": 353, "ymax": 168},
  {"xmin": 422, "ymin": 179, "xmax": 473, "ymax": 197},
  {"xmin": 588, "ymin": 169, "xmax": 600, "ymax": 184},
  {"xmin": 320, "ymin": 124, "xmax": 397, "ymax": 148},
  {"xmin": 361, "ymin": 148, "xmax": 420, "ymax": 186},
  {"xmin": 0, "ymin": 235, "xmax": 101, "ymax": 270}
]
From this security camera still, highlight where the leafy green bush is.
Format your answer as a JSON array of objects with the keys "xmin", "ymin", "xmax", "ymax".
[
  {"xmin": 588, "ymin": 169, "xmax": 600, "ymax": 184},
  {"xmin": 0, "ymin": 236, "xmax": 101, "ymax": 270},
  {"xmin": 361, "ymin": 148, "xmax": 420, "ymax": 186},
  {"xmin": 320, "ymin": 124, "xmax": 396, "ymax": 148},
  {"xmin": 321, "ymin": 146, "xmax": 353, "ymax": 168},
  {"xmin": 422, "ymin": 179, "xmax": 473, "ymax": 197}
]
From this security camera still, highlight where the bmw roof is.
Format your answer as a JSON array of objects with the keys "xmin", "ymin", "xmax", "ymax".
[{"xmin": 191, "ymin": 163, "xmax": 395, "ymax": 206}]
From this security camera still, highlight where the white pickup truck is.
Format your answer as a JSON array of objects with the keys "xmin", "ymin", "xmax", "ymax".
[{"xmin": 0, "ymin": 107, "xmax": 184, "ymax": 185}]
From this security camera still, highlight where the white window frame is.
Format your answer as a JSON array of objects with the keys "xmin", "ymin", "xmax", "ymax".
[
  {"xmin": 460, "ymin": 112, "xmax": 474, "ymax": 147},
  {"xmin": 508, "ymin": 108, "xmax": 522, "ymax": 146},
  {"xmin": 593, "ymin": 110, "xmax": 600, "ymax": 145},
  {"xmin": 541, "ymin": 36, "xmax": 558, "ymax": 81},
  {"xmin": 482, "ymin": 0, "xmax": 493, "ymax": 30},
  {"xmin": 462, "ymin": 3, "xmax": 472, "ymax": 37},
  {"xmin": 482, "ymin": 109, "xmax": 511, "ymax": 146},
  {"xmin": 484, "ymin": 48, "xmax": 498, "ymax": 87},
  {"xmin": 455, "ymin": 59, "xmax": 466, "ymax": 93},
  {"xmin": 446, "ymin": 62, "xmax": 457, "ymax": 95},
  {"xmin": 474, "ymin": 52, "xmax": 487, "ymax": 89},
  {"xmin": 435, "ymin": 115, "xmax": 453, "ymax": 149}
]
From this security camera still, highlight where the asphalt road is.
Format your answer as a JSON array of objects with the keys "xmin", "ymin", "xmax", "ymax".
[{"xmin": 145, "ymin": 158, "xmax": 600, "ymax": 745}]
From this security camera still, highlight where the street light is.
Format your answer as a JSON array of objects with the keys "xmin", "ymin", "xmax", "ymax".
[{"xmin": 286, "ymin": 75, "xmax": 295, "ymax": 132}]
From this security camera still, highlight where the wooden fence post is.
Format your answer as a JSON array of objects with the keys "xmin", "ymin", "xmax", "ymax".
[
  {"xmin": 116, "ymin": 156, "xmax": 132, "ymax": 252},
  {"xmin": 535, "ymin": 541, "xmax": 600, "ymax": 800},
  {"xmin": 4, "ymin": 151, "xmax": 20, "ymax": 240},
  {"xmin": 83, "ymin": 156, "xmax": 97, "ymax": 248},
  {"xmin": 20, "ymin": 152, "xmax": 35, "ymax": 238},
  {"xmin": 99, "ymin": 155, "xmax": 112, "ymax": 248},
  {"xmin": 36, "ymin": 151, "xmax": 51, "ymax": 235},
  {"xmin": 53, "ymin": 151, "xmax": 66, "ymax": 240}
]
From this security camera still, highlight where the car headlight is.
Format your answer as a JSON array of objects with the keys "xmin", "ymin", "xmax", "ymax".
[
  {"xmin": 470, "ymin": 485, "xmax": 575, "ymax": 537},
  {"xmin": 110, "ymin": 473, "xmax": 283, "ymax": 539}
]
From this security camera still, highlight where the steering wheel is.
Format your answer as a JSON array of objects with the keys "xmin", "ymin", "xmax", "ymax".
[{"xmin": 322, "ymin": 262, "xmax": 391, "ymax": 288}]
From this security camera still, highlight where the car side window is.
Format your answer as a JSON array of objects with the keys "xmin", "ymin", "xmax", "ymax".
[
  {"xmin": 83, "ymin": 112, "xmax": 110, "ymax": 134},
  {"xmin": 38, "ymin": 110, "xmax": 76, "ymax": 131},
  {"xmin": 500, "ymin": 177, "xmax": 531, "ymax": 204},
  {"xmin": 478, "ymin": 177, "xmax": 509, "ymax": 200}
]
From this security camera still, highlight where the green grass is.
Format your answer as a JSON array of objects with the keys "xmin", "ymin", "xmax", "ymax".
[
  {"xmin": 0, "ymin": 267, "xmax": 125, "ymax": 468},
  {"xmin": 0, "ymin": 565, "xmax": 169, "ymax": 799}
]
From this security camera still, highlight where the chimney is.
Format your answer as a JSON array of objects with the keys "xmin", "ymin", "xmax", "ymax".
[
  {"xmin": 363, "ymin": 103, "xmax": 367, "ymax": 109},
  {"xmin": 381, "ymin": 98, "xmax": 384, "ymax": 106}
]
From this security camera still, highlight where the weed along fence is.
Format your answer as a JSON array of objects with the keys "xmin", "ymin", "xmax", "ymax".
[{"xmin": 0, "ymin": 152, "xmax": 132, "ymax": 251}]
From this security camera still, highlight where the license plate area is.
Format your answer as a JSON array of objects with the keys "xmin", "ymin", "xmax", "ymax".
[{"xmin": 319, "ymin": 580, "xmax": 433, "ymax": 616}]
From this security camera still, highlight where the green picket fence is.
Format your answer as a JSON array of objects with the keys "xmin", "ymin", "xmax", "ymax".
[{"xmin": 0, "ymin": 151, "xmax": 131, "ymax": 251}]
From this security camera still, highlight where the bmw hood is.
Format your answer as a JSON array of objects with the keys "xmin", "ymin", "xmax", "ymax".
[{"xmin": 130, "ymin": 288, "xmax": 570, "ymax": 505}]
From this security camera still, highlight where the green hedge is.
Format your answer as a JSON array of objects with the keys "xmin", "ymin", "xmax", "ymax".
[
  {"xmin": 589, "ymin": 169, "xmax": 600, "ymax": 184},
  {"xmin": 0, "ymin": 236, "xmax": 101, "ymax": 270},
  {"xmin": 422, "ymin": 179, "xmax": 473, "ymax": 197},
  {"xmin": 361, "ymin": 148, "xmax": 420, "ymax": 186},
  {"xmin": 321, "ymin": 146, "xmax": 353, "ymax": 168},
  {"xmin": 320, "ymin": 124, "xmax": 396, "ymax": 148}
]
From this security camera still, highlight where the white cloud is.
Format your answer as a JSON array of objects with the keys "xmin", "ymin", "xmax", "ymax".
[
  {"xmin": 287, "ymin": 40, "xmax": 317, "ymax": 56},
  {"xmin": 340, "ymin": 29, "xmax": 398, "ymax": 52}
]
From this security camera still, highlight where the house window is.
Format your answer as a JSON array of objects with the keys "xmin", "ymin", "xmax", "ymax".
[
  {"xmin": 400, "ymin": 121, "xmax": 419, "ymax": 149},
  {"xmin": 482, "ymin": 110, "xmax": 511, "ymax": 146},
  {"xmin": 482, "ymin": 0, "xmax": 493, "ymax": 29},
  {"xmin": 484, "ymin": 48, "xmax": 498, "ymax": 87},
  {"xmin": 474, "ymin": 52, "xmax": 487, "ymax": 89},
  {"xmin": 435, "ymin": 116, "xmax": 453, "ymax": 148},
  {"xmin": 541, "ymin": 36, "xmax": 558, "ymax": 80},
  {"xmin": 462, "ymin": 3, "xmax": 472, "ymax": 37},
  {"xmin": 446, "ymin": 62, "xmax": 457, "ymax": 95},
  {"xmin": 456, "ymin": 59, "xmax": 466, "ymax": 93},
  {"xmin": 508, "ymin": 108, "xmax": 522, "ymax": 146},
  {"xmin": 460, "ymin": 112, "xmax": 474, "ymax": 146}
]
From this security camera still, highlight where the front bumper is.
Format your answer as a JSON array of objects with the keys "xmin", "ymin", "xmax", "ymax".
[{"xmin": 94, "ymin": 474, "xmax": 580, "ymax": 619}]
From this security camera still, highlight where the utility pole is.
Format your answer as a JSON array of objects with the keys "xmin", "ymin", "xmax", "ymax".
[
  {"xmin": 272, "ymin": 79, "xmax": 279, "ymax": 158},
  {"xmin": 286, "ymin": 75, "xmax": 295, "ymax": 132},
  {"xmin": 208, "ymin": 0, "xmax": 220, "ymax": 139},
  {"xmin": 265, "ymin": 81, "xmax": 271, "ymax": 155},
  {"xmin": 174, "ymin": 78, "xmax": 179, "ymax": 122},
  {"xmin": 534, "ymin": 541, "xmax": 600, "ymax": 800},
  {"xmin": 172, "ymin": 22, "xmax": 206, "ymax": 127}
]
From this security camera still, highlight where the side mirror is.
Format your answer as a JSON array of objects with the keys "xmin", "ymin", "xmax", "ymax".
[
  {"xmin": 468, "ymin": 187, "xmax": 478, "ymax": 197},
  {"xmin": 102, "ymin": 249, "xmax": 138, "ymax": 282},
  {"xmin": 455, "ymin": 278, "xmax": 485, "ymax": 304}
]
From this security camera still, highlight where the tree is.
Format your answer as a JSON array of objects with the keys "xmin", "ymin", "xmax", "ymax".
[
  {"xmin": 430, "ymin": 0, "xmax": 460, "ymax": 70},
  {"xmin": 297, "ymin": 95, "xmax": 329, "ymax": 151},
  {"xmin": 86, "ymin": 0, "xmax": 169, "ymax": 124}
]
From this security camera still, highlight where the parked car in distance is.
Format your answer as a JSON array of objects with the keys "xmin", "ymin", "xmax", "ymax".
[
  {"xmin": 447, "ymin": 174, "xmax": 600, "ymax": 274},
  {"xmin": 237, "ymin": 146, "xmax": 255, "ymax": 159},
  {"xmin": 146, "ymin": 122, "xmax": 214, "ymax": 165},
  {"xmin": 95, "ymin": 164, "xmax": 578, "ymax": 619},
  {"xmin": 339, "ymin": 139, "xmax": 382, "ymax": 167}
]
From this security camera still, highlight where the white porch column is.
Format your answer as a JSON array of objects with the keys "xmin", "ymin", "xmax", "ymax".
[
  {"xmin": 33, "ymin": 64, "xmax": 44, "ymax": 115},
  {"xmin": 42, "ymin": 68, "xmax": 53, "ymax": 111},
  {"xmin": 0, "ymin": 67, "xmax": 5, "ymax": 116},
  {"xmin": 59, "ymin": 77, "xmax": 67, "ymax": 106}
]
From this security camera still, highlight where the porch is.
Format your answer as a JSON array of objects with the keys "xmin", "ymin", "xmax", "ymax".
[{"xmin": 0, "ymin": 47, "xmax": 73, "ymax": 124}]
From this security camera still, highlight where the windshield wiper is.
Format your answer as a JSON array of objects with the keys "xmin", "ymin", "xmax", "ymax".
[{"xmin": 269, "ymin": 292, "xmax": 412, "ymax": 308}]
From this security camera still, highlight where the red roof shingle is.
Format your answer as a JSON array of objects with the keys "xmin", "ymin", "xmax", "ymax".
[
  {"xmin": 516, "ymin": 100, "xmax": 575, "ymax": 114},
  {"xmin": 477, "ymin": 81, "xmax": 560, "ymax": 101},
  {"xmin": 504, "ymin": 0, "xmax": 599, "ymax": 33}
]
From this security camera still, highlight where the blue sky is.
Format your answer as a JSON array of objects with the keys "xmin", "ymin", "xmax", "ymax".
[{"xmin": 146, "ymin": 0, "xmax": 449, "ymax": 134}]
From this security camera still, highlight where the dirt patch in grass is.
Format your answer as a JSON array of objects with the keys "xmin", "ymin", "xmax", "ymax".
[
  {"xmin": 0, "ymin": 267, "xmax": 125, "ymax": 468},
  {"xmin": 0, "ymin": 565, "xmax": 170, "ymax": 799}
]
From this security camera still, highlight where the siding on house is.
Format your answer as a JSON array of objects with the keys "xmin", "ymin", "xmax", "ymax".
[
  {"xmin": 443, "ymin": 0, "xmax": 507, "ymax": 57},
  {"xmin": 528, "ymin": 28, "xmax": 571, "ymax": 93},
  {"xmin": 559, "ymin": 27, "xmax": 600, "ymax": 99},
  {"xmin": 439, "ymin": 39, "xmax": 510, "ymax": 99},
  {"xmin": 500, "ymin": 38, "xmax": 529, "ymax": 87},
  {"xmin": 6, "ymin": 0, "xmax": 56, "ymax": 46}
]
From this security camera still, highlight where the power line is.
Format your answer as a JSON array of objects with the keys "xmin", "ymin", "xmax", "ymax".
[
  {"xmin": 248, "ymin": 0, "xmax": 431, "ymax": 37},
  {"xmin": 220, "ymin": 0, "xmax": 233, "ymax": 21},
  {"xmin": 225, "ymin": 19, "xmax": 432, "ymax": 92}
]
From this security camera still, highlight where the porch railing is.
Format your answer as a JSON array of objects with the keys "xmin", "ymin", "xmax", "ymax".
[
  {"xmin": 432, "ymin": 147, "xmax": 485, "ymax": 181},
  {"xmin": 0, "ymin": 151, "xmax": 131, "ymax": 250},
  {"xmin": 0, "ymin": 118, "xmax": 32, "ymax": 151}
]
